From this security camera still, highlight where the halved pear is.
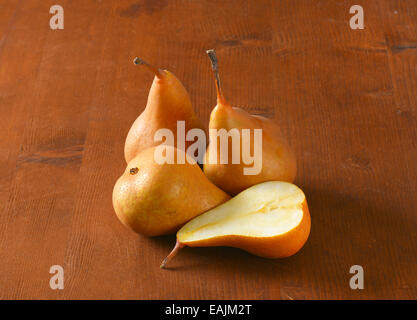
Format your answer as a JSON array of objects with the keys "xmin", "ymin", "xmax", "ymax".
[{"xmin": 161, "ymin": 181, "xmax": 311, "ymax": 268}]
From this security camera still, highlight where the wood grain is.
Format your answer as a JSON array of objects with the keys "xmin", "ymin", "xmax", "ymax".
[{"xmin": 0, "ymin": 0, "xmax": 415, "ymax": 299}]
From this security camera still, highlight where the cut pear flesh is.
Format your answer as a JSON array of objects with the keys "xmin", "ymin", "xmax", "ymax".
[
  {"xmin": 161, "ymin": 181, "xmax": 311, "ymax": 268},
  {"xmin": 179, "ymin": 182, "xmax": 305, "ymax": 242}
]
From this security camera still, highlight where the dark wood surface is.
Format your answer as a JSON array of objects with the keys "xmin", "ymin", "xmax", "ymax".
[{"xmin": 0, "ymin": 0, "xmax": 416, "ymax": 299}]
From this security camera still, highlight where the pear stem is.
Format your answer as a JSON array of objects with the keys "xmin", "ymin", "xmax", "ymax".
[
  {"xmin": 133, "ymin": 57, "xmax": 164, "ymax": 79},
  {"xmin": 206, "ymin": 49, "xmax": 228, "ymax": 105},
  {"xmin": 160, "ymin": 240, "xmax": 184, "ymax": 269}
]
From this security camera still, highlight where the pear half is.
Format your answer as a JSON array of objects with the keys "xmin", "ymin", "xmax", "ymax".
[{"xmin": 161, "ymin": 181, "xmax": 311, "ymax": 268}]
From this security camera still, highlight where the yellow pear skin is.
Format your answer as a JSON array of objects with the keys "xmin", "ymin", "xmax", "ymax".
[
  {"xmin": 203, "ymin": 50, "xmax": 296, "ymax": 195},
  {"xmin": 113, "ymin": 146, "xmax": 230, "ymax": 236},
  {"xmin": 124, "ymin": 58, "xmax": 205, "ymax": 163}
]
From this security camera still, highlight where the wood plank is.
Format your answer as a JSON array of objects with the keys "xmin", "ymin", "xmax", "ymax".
[
  {"xmin": 0, "ymin": 0, "xmax": 110, "ymax": 298},
  {"xmin": 0, "ymin": 0, "xmax": 415, "ymax": 299}
]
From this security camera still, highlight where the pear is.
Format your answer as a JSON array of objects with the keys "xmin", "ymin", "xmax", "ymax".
[
  {"xmin": 161, "ymin": 181, "xmax": 310, "ymax": 268},
  {"xmin": 124, "ymin": 58, "xmax": 206, "ymax": 164},
  {"xmin": 113, "ymin": 146, "xmax": 230, "ymax": 236},
  {"xmin": 203, "ymin": 50, "xmax": 297, "ymax": 195}
]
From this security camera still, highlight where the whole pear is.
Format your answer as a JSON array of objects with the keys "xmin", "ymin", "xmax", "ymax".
[
  {"xmin": 203, "ymin": 50, "xmax": 296, "ymax": 195},
  {"xmin": 113, "ymin": 146, "xmax": 230, "ymax": 236},
  {"xmin": 124, "ymin": 58, "xmax": 206, "ymax": 163}
]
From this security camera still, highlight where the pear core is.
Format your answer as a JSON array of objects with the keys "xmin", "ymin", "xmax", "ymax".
[{"xmin": 178, "ymin": 181, "xmax": 305, "ymax": 242}]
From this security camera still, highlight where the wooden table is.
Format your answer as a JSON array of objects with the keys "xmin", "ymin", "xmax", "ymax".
[{"xmin": 0, "ymin": 0, "xmax": 416, "ymax": 299}]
